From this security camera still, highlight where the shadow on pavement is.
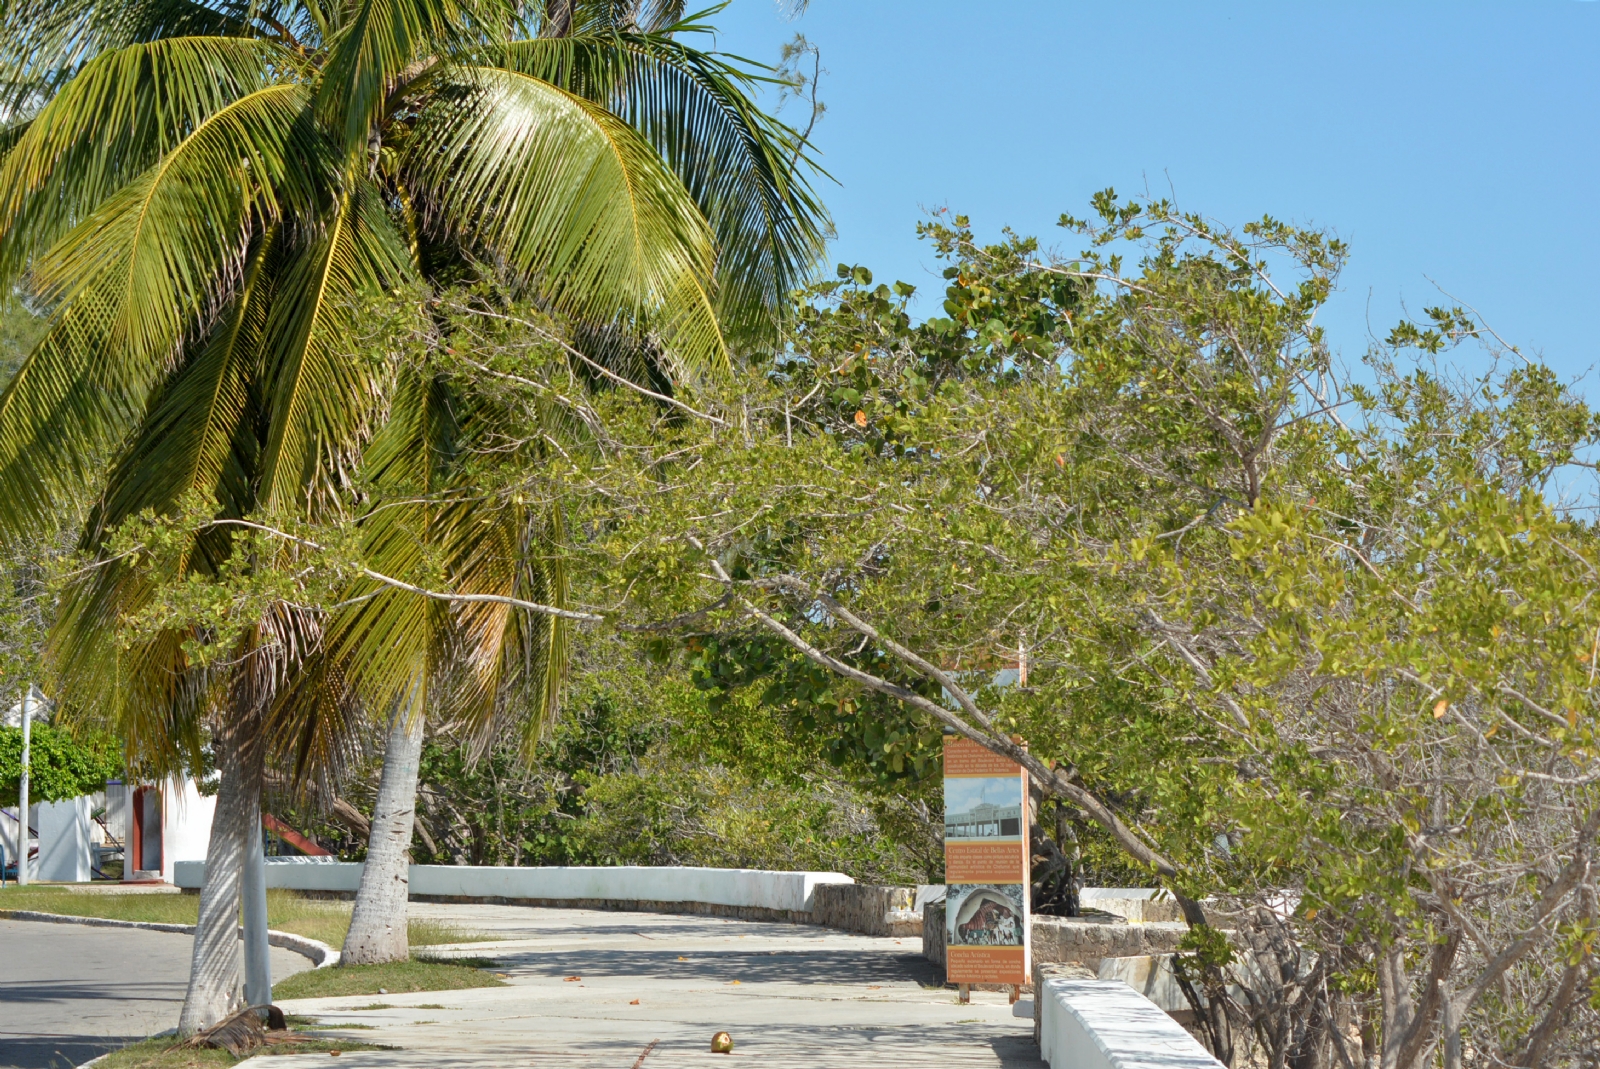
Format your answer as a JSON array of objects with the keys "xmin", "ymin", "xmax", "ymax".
[
  {"xmin": 0, "ymin": 980, "xmax": 183, "ymax": 1006},
  {"xmin": 0, "ymin": 1032, "xmax": 142, "ymax": 1069},
  {"xmin": 484, "ymin": 946, "xmax": 942, "ymax": 987}
]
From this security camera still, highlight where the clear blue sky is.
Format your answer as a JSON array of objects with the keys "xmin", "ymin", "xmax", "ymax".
[{"xmin": 707, "ymin": 1, "xmax": 1599, "ymax": 387}]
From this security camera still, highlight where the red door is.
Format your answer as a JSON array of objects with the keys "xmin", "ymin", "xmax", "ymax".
[{"xmin": 129, "ymin": 786, "xmax": 163, "ymax": 876}]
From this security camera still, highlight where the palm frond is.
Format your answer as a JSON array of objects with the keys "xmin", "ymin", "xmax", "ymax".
[
  {"xmin": 0, "ymin": 36, "xmax": 299, "ymax": 293},
  {"xmin": 316, "ymin": 385, "xmax": 445, "ymax": 748},
  {"xmin": 460, "ymin": 504, "xmax": 568, "ymax": 755},
  {"xmin": 406, "ymin": 65, "xmax": 726, "ymax": 372},
  {"xmin": 267, "ymin": 638, "xmax": 364, "ymax": 792},
  {"xmin": 524, "ymin": 0, "xmax": 683, "ymax": 37},
  {"xmin": 92, "ymin": 230, "xmax": 276, "ymax": 542},
  {"xmin": 317, "ymin": 0, "xmax": 515, "ymax": 164},
  {"xmin": 0, "ymin": 0, "xmax": 266, "ymax": 113},
  {"xmin": 27, "ymin": 81, "xmax": 321, "ymax": 373},
  {"xmin": 0, "ymin": 291, "xmax": 126, "ymax": 535},
  {"xmin": 50, "ymin": 551, "xmax": 218, "ymax": 776},
  {"xmin": 499, "ymin": 29, "xmax": 829, "ymax": 350},
  {"xmin": 0, "ymin": 84, "xmax": 321, "ymax": 538},
  {"xmin": 256, "ymin": 179, "xmax": 414, "ymax": 514},
  {"xmin": 47, "ymin": 238, "xmax": 277, "ymax": 751},
  {"xmin": 324, "ymin": 362, "xmax": 568, "ymax": 756}
]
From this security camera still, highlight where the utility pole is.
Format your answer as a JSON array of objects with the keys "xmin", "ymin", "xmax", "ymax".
[
  {"xmin": 242, "ymin": 811, "xmax": 272, "ymax": 1010},
  {"xmin": 17, "ymin": 685, "xmax": 30, "ymax": 885}
]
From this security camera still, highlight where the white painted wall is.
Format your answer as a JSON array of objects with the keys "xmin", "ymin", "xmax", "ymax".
[
  {"xmin": 37, "ymin": 797, "xmax": 93, "ymax": 882},
  {"xmin": 1098, "ymin": 954, "xmax": 1192, "ymax": 1015},
  {"xmin": 159, "ymin": 775, "xmax": 215, "ymax": 884},
  {"xmin": 1039, "ymin": 977, "xmax": 1222, "ymax": 1069},
  {"xmin": 174, "ymin": 860, "xmax": 853, "ymax": 913},
  {"xmin": 0, "ymin": 806, "xmax": 23, "ymax": 876}
]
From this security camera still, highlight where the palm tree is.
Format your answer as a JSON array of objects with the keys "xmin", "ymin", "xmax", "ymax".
[
  {"xmin": 301, "ymin": 0, "xmax": 832, "ymax": 967},
  {"xmin": 305, "ymin": 356, "xmax": 576, "ymax": 965},
  {"xmin": 0, "ymin": 0, "xmax": 824, "ymax": 1028}
]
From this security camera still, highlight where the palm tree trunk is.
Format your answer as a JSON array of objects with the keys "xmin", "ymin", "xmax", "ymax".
[
  {"xmin": 178, "ymin": 707, "xmax": 266, "ymax": 1033},
  {"xmin": 342, "ymin": 679, "xmax": 425, "ymax": 965}
]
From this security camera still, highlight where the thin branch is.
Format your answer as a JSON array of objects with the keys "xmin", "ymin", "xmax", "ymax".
[
  {"xmin": 206, "ymin": 519, "xmax": 604, "ymax": 623},
  {"xmin": 464, "ymin": 305, "xmax": 729, "ymax": 426}
]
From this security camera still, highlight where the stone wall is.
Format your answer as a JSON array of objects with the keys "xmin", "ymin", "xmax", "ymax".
[
  {"xmin": 1032, "ymin": 915, "xmax": 1188, "ymax": 970},
  {"xmin": 924, "ymin": 899, "xmax": 947, "ymax": 969},
  {"xmin": 1079, "ymin": 889, "xmax": 1186, "ymax": 923},
  {"xmin": 925, "ymin": 900, "xmax": 1188, "ymax": 978},
  {"xmin": 810, "ymin": 883, "xmax": 920, "ymax": 937}
]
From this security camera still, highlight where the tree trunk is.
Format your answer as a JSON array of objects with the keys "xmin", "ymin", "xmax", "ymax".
[
  {"xmin": 178, "ymin": 708, "xmax": 265, "ymax": 1033},
  {"xmin": 342, "ymin": 682, "xmax": 425, "ymax": 965}
]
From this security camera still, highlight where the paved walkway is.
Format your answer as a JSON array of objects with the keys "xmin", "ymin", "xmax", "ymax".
[
  {"xmin": 0, "ymin": 918, "xmax": 310, "ymax": 1069},
  {"xmin": 264, "ymin": 902, "xmax": 1045, "ymax": 1069}
]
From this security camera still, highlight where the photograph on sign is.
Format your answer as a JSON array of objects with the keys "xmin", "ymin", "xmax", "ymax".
[
  {"xmin": 947, "ymin": 883, "xmax": 1025, "ymax": 946},
  {"xmin": 944, "ymin": 776, "xmax": 1025, "ymax": 841}
]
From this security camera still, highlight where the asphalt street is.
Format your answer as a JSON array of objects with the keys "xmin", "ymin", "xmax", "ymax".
[{"xmin": 0, "ymin": 918, "xmax": 310, "ymax": 1069}]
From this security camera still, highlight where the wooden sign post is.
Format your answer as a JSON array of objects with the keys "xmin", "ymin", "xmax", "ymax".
[{"xmin": 943, "ymin": 735, "xmax": 1030, "ymax": 998}]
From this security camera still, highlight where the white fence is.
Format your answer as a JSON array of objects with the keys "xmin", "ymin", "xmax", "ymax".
[
  {"xmin": 174, "ymin": 860, "xmax": 853, "ymax": 915},
  {"xmin": 1039, "ymin": 977, "xmax": 1223, "ymax": 1069}
]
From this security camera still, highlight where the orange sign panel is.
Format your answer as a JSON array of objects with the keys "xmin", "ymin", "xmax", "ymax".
[
  {"xmin": 943, "ymin": 735, "xmax": 1030, "ymax": 986},
  {"xmin": 946, "ymin": 946, "xmax": 1028, "ymax": 985},
  {"xmin": 946, "ymin": 841, "xmax": 1029, "ymax": 884},
  {"xmin": 944, "ymin": 737, "xmax": 1026, "ymax": 777}
]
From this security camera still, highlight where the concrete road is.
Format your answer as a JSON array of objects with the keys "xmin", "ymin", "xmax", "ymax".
[
  {"xmin": 266, "ymin": 903, "xmax": 1045, "ymax": 1069},
  {"xmin": 0, "ymin": 919, "xmax": 311, "ymax": 1069}
]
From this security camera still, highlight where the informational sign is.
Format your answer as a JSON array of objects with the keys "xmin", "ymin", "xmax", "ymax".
[{"xmin": 943, "ymin": 736, "xmax": 1030, "ymax": 985}]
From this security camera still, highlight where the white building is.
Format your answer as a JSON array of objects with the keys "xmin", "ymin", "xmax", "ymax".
[{"xmin": 3, "ymin": 689, "xmax": 214, "ymax": 884}]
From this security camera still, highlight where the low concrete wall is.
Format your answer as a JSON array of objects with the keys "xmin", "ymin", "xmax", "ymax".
[
  {"xmin": 1033, "ymin": 962, "xmax": 1097, "ymax": 1045},
  {"xmin": 1038, "ymin": 977, "xmax": 1223, "ymax": 1069},
  {"xmin": 810, "ymin": 883, "xmax": 919, "ymax": 937},
  {"xmin": 175, "ymin": 861, "xmax": 853, "ymax": 920}
]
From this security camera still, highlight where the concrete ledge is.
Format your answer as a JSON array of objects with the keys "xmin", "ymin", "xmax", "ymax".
[
  {"xmin": 0, "ymin": 908, "xmax": 340, "ymax": 967},
  {"xmin": 1039, "ymin": 977, "xmax": 1223, "ymax": 1069},
  {"xmin": 174, "ymin": 861, "xmax": 853, "ymax": 919}
]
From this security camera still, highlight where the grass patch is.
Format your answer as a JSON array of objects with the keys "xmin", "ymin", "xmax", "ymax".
[
  {"xmin": 415, "ymin": 954, "xmax": 499, "ymax": 968},
  {"xmin": 285, "ymin": 1016, "xmax": 376, "ymax": 1030},
  {"xmin": 272, "ymin": 958, "xmax": 505, "ymax": 1000},
  {"xmin": 0, "ymin": 886, "xmax": 487, "ymax": 947},
  {"xmin": 93, "ymin": 1033, "xmax": 381, "ymax": 1069}
]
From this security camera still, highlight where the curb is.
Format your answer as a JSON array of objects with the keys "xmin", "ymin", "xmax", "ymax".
[{"xmin": 0, "ymin": 909, "xmax": 341, "ymax": 966}]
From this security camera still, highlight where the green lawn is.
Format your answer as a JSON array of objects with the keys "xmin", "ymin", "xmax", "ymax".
[
  {"xmin": 0, "ymin": 886, "xmax": 484, "ymax": 948},
  {"xmin": 272, "ymin": 957, "xmax": 506, "ymax": 1000}
]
